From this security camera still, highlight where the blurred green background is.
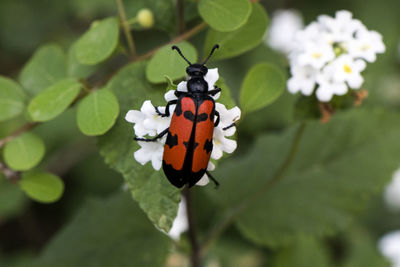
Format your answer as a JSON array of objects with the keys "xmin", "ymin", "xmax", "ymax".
[{"xmin": 1, "ymin": 0, "xmax": 400, "ymax": 266}]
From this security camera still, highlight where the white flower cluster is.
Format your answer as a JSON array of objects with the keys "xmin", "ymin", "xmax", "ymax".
[
  {"xmin": 287, "ymin": 10, "xmax": 385, "ymax": 102},
  {"xmin": 266, "ymin": 9, "xmax": 304, "ymax": 55},
  {"xmin": 125, "ymin": 68, "xmax": 241, "ymax": 186},
  {"xmin": 384, "ymin": 168, "xmax": 400, "ymax": 212},
  {"xmin": 379, "ymin": 230, "xmax": 400, "ymax": 267}
]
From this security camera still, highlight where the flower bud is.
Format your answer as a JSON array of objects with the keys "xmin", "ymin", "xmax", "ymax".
[{"xmin": 137, "ymin": 9, "xmax": 154, "ymax": 28}]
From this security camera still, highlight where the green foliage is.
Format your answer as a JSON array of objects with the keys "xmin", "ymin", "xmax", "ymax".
[
  {"xmin": 19, "ymin": 172, "xmax": 64, "ymax": 203},
  {"xmin": 19, "ymin": 44, "xmax": 67, "ymax": 95},
  {"xmin": 25, "ymin": 192, "xmax": 171, "ymax": 267},
  {"xmin": 75, "ymin": 17, "xmax": 119, "ymax": 65},
  {"xmin": 207, "ymin": 109, "xmax": 400, "ymax": 247},
  {"xmin": 67, "ymin": 43, "xmax": 97, "ymax": 78},
  {"xmin": 98, "ymin": 62, "xmax": 180, "ymax": 232},
  {"xmin": 0, "ymin": 177, "xmax": 27, "ymax": 219},
  {"xmin": 0, "ymin": 76, "xmax": 27, "ymax": 122},
  {"xmin": 273, "ymin": 236, "xmax": 331, "ymax": 267},
  {"xmin": 28, "ymin": 79, "xmax": 81, "ymax": 122},
  {"xmin": 204, "ymin": 3, "xmax": 268, "ymax": 60},
  {"xmin": 240, "ymin": 63, "xmax": 285, "ymax": 114},
  {"xmin": 146, "ymin": 41, "xmax": 197, "ymax": 83},
  {"xmin": 198, "ymin": 0, "xmax": 252, "ymax": 32},
  {"xmin": 3, "ymin": 133, "xmax": 45, "ymax": 171},
  {"xmin": 76, "ymin": 89, "xmax": 119, "ymax": 136}
]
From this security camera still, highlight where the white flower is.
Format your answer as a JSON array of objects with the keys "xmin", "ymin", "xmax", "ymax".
[
  {"xmin": 348, "ymin": 29, "xmax": 385, "ymax": 62},
  {"xmin": 125, "ymin": 68, "xmax": 240, "ymax": 186},
  {"xmin": 379, "ymin": 230, "xmax": 400, "ymax": 267},
  {"xmin": 287, "ymin": 10, "xmax": 385, "ymax": 102},
  {"xmin": 266, "ymin": 9, "xmax": 304, "ymax": 54},
  {"xmin": 168, "ymin": 199, "xmax": 188, "ymax": 240},
  {"xmin": 384, "ymin": 168, "xmax": 400, "ymax": 211}
]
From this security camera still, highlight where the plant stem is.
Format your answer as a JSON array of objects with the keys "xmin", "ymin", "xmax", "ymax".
[
  {"xmin": 176, "ymin": 0, "xmax": 185, "ymax": 34},
  {"xmin": 0, "ymin": 162, "xmax": 20, "ymax": 183},
  {"xmin": 0, "ymin": 122, "xmax": 39, "ymax": 149},
  {"xmin": 116, "ymin": 0, "xmax": 136, "ymax": 59},
  {"xmin": 184, "ymin": 185, "xmax": 201, "ymax": 267},
  {"xmin": 202, "ymin": 122, "xmax": 307, "ymax": 252}
]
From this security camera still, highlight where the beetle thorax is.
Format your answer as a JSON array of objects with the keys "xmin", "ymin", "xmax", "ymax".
[{"xmin": 187, "ymin": 77, "xmax": 208, "ymax": 93}]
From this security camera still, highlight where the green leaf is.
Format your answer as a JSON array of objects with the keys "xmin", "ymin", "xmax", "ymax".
[
  {"xmin": 19, "ymin": 172, "xmax": 64, "ymax": 203},
  {"xmin": 27, "ymin": 192, "xmax": 171, "ymax": 267},
  {"xmin": 146, "ymin": 41, "xmax": 197, "ymax": 84},
  {"xmin": 19, "ymin": 44, "xmax": 67, "ymax": 95},
  {"xmin": 273, "ymin": 236, "xmax": 331, "ymax": 267},
  {"xmin": 76, "ymin": 89, "xmax": 119, "ymax": 136},
  {"xmin": 0, "ymin": 177, "xmax": 27, "ymax": 219},
  {"xmin": 98, "ymin": 62, "xmax": 180, "ymax": 232},
  {"xmin": 3, "ymin": 132, "xmax": 45, "ymax": 171},
  {"xmin": 207, "ymin": 109, "xmax": 400, "ymax": 247},
  {"xmin": 28, "ymin": 79, "xmax": 81, "ymax": 122},
  {"xmin": 215, "ymin": 77, "xmax": 236, "ymax": 109},
  {"xmin": 198, "ymin": 0, "xmax": 252, "ymax": 32},
  {"xmin": 75, "ymin": 17, "xmax": 119, "ymax": 65},
  {"xmin": 343, "ymin": 228, "xmax": 390, "ymax": 267},
  {"xmin": 240, "ymin": 63, "xmax": 285, "ymax": 114},
  {"xmin": 0, "ymin": 76, "xmax": 27, "ymax": 122},
  {"xmin": 204, "ymin": 3, "xmax": 268, "ymax": 60},
  {"xmin": 67, "ymin": 42, "xmax": 98, "ymax": 78}
]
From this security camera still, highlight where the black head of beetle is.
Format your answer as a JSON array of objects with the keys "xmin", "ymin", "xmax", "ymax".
[{"xmin": 172, "ymin": 44, "xmax": 219, "ymax": 94}]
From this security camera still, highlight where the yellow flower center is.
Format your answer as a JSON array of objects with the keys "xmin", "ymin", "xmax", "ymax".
[
  {"xmin": 343, "ymin": 64, "xmax": 352, "ymax": 74},
  {"xmin": 312, "ymin": 53, "xmax": 322, "ymax": 59}
]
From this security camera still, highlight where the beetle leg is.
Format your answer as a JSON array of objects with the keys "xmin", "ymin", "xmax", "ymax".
[
  {"xmin": 214, "ymin": 111, "xmax": 220, "ymax": 127},
  {"xmin": 208, "ymin": 86, "xmax": 221, "ymax": 96},
  {"xmin": 174, "ymin": 90, "xmax": 186, "ymax": 97},
  {"xmin": 134, "ymin": 128, "xmax": 169, "ymax": 142},
  {"xmin": 155, "ymin": 100, "xmax": 178, "ymax": 117},
  {"xmin": 206, "ymin": 171, "xmax": 220, "ymax": 188},
  {"xmin": 222, "ymin": 123, "xmax": 235, "ymax": 131}
]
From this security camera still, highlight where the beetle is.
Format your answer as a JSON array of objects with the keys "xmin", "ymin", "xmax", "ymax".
[{"xmin": 135, "ymin": 44, "xmax": 234, "ymax": 188}]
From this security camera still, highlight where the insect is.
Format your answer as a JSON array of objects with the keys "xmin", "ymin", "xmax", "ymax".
[{"xmin": 135, "ymin": 44, "xmax": 234, "ymax": 188}]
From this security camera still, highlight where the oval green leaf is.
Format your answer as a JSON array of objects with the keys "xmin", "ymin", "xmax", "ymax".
[
  {"xmin": 0, "ymin": 76, "xmax": 27, "ymax": 122},
  {"xmin": 67, "ymin": 42, "xmax": 98, "ymax": 78},
  {"xmin": 198, "ymin": 0, "xmax": 252, "ymax": 32},
  {"xmin": 75, "ymin": 17, "xmax": 119, "ymax": 65},
  {"xmin": 19, "ymin": 172, "xmax": 64, "ymax": 203},
  {"xmin": 204, "ymin": 3, "xmax": 269, "ymax": 60},
  {"xmin": 240, "ymin": 63, "xmax": 285, "ymax": 114},
  {"xmin": 3, "ymin": 132, "xmax": 45, "ymax": 171},
  {"xmin": 146, "ymin": 41, "xmax": 197, "ymax": 83},
  {"xmin": 77, "ymin": 89, "xmax": 119, "ymax": 136},
  {"xmin": 19, "ymin": 44, "xmax": 67, "ymax": 95},
  {"xmin": 28, "ymin": 79, "xmax": 81, "ymax": 122}
]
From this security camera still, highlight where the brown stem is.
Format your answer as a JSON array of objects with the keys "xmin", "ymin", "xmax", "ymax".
[
  {"xmin": 176, "ymin": 0, "xmax": 185, "ymax": 34},
  {"xmin": 184, "ymin": 186, "xmax": 201, "ymax": 267},
  {"xmin": 0, "ymin": 122, "xmax": 39, "ymax": 149},
  {"xmin": 0, "ymin": 162, "xmax": 20, "ymax": 183},
  {"xmin": 116, "ymin": 0, "xmax": 136, "ymax": 59}
]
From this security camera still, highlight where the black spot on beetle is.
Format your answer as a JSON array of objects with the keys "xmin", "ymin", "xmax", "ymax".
[
  {"xmin": 197, "ymin": 113, "xmax": 208, "ymax": 122},
  {"xmin": 204, "ymin": 139, "xmax": 213, "ymax": 154},
  {"xmin": 166, "ymin": 134, "xmax": 178, "ymax": 148},
  {"xmin": 184, "ymin": 141, "xmax": 198, "ymax": 150},
  {"xmin": 184, "ymin": 111, "xmax": 195, "ymax": 121}
]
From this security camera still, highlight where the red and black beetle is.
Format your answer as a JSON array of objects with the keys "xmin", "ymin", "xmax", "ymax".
[{"xmin": 135, "ymin": 45, "xmax": 234, "ymax": 188}]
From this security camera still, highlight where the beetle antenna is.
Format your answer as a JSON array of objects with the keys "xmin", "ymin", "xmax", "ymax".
[
  {"xmin": 172, "ymin": 45, "xmax": 192, "ymax": 65},
  {"xmin": 202, "ymin": 44, "xmax": 219, "ymax": 65}
]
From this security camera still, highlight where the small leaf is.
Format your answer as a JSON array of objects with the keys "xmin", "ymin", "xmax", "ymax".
[
  {"xmin": 0, "ymin": 76, "xmax": 27, "ymax": 122},
  {"xmin": 146, "ymin": 41, "xmax": 197, "ymax": 83},
  {"xmin": 19, "ymin": 44, "xmax": 67, "ymax": 95},
  {"xmin": 28, "ymin": 79, "xmax": 81, "ymax": 122},
  {"xmin": 75, "ymin": 17, "xmax": 119, "ymax": 65},
  {"xmin": 19, "ymin": 172, "xmax": 64, "ymax": 203},
  {"xmin": 240, "ymin": 63, "xmax": 285, "ymax": 114},
  {"xmin": 3, "ymin": 133, "xmax": 45, "ymax": 171},
  {"xmin": 77, "ymin": 89, "xmax": 120, "ymax": 136},
  {"xmin": 198, "ymin": 0, "xmax": 252, "ymax": 32},
  {"xmin": 204, "ymin": 3, "xmax": 268, "ymax": 60},
  {"xmin": 67, "ymin": 42, "xmax": 98, "ymax": 78}
]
